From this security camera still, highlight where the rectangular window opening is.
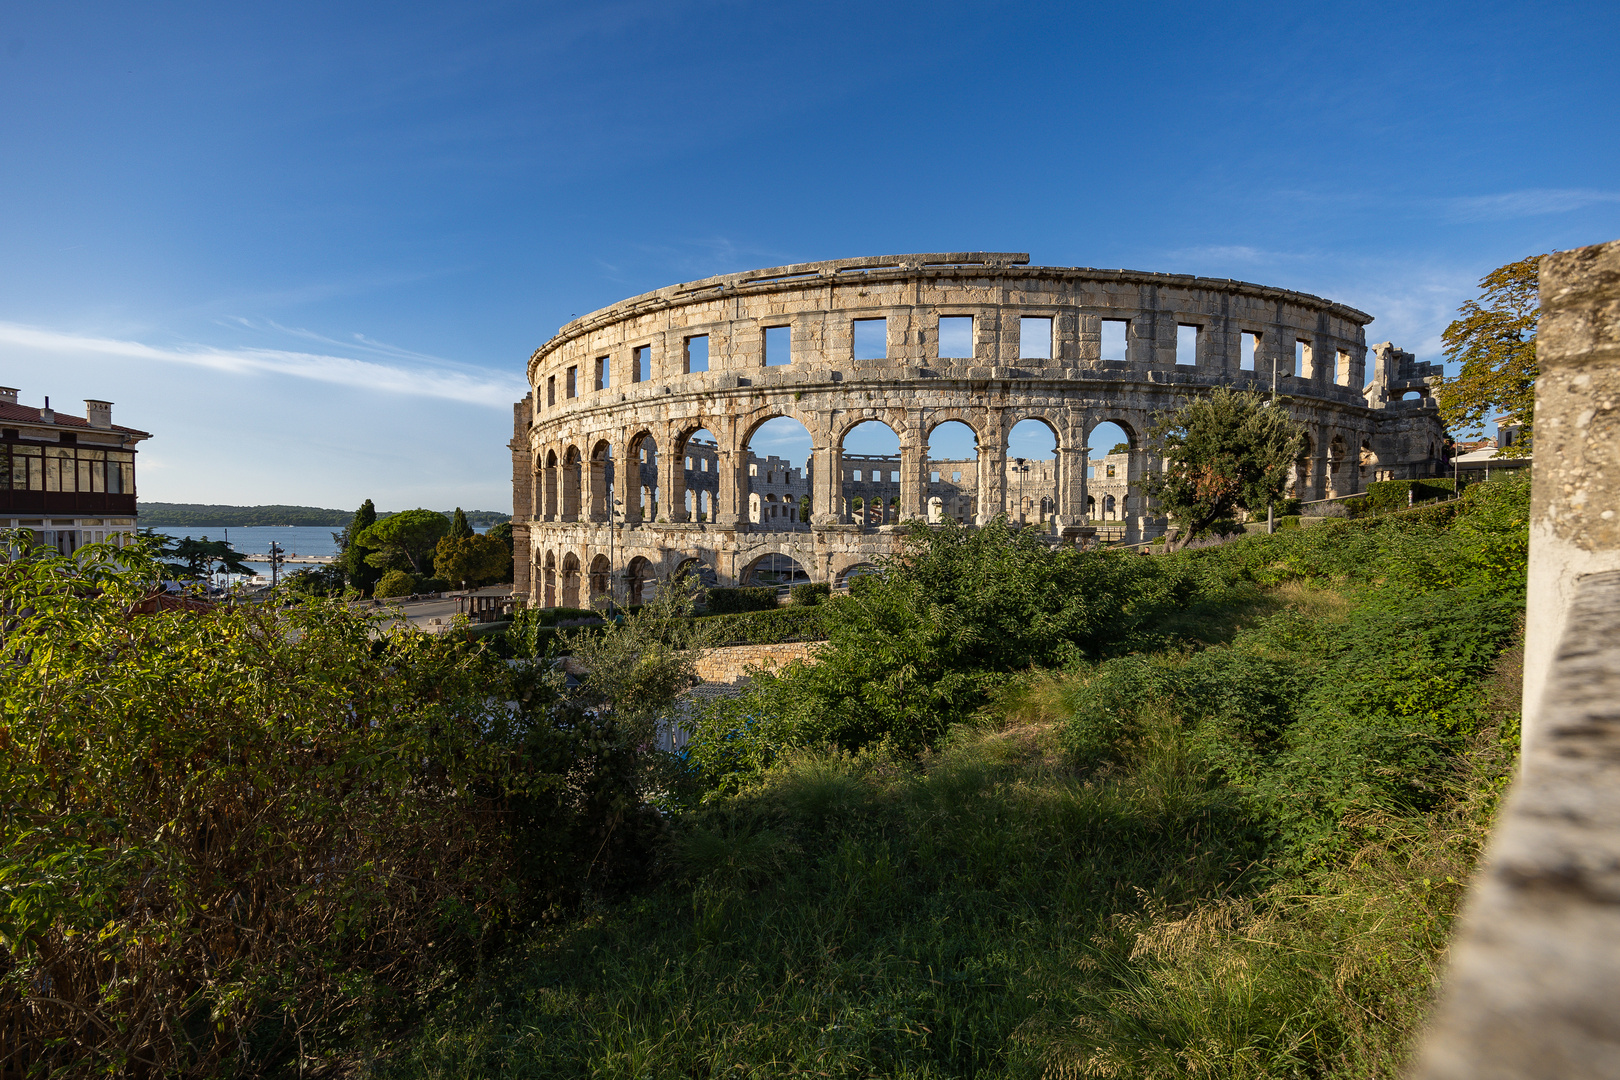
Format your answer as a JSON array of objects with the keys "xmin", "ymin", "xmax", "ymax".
[
  {"xmin": 595, "ymin": 356, "xmax": 610, "ymax": 391},
  {"xmin": 1020, "ymin": 316, "xmax": 1053, "ymax": 360},
  {"xmin": 1336, "ymin": 349, "xmax": 1352, "ymax": 386},
  {"xmin": 547, "ymin": 375, "xmax": 556, "ymax": 406},
  {"xmin": 931, "ymin": 470, "xmax": 942, "ymax": 483},
  {"xmin": 938, "ymin": 316, "xmax": 973, "ymax": 358},
  {"xmin": 685, "ymin": 334, "xmax": 709, "ymax": 374},
  {"xmin": 632, "ymin": 345, "xmax": 649, "ymax": 383},
  {"xmin": 1176, "ymin": 324, "xmax": 1199, "ymax": 366},
  {"xmin": 566, "ymin": 366, "xmax": 577, "ymax": 398},
  {"xmin": 764, "ymin": 325, "xmax": 792, "ymax": 366},
  {"xmin": 852, "ymin": 470, "xmax": 863, "ymax": 482},
  {"xmin": 1295, "ymin": 340, "xmax": 1308, "ymax": 379},
  {"xmin": 1240, "ymin": 333, "xmax": 1258, "ymax": 371},
  {"xmin": 853, "ymin": 317, "xmax": 887, "ymax": 361},
  {"xmin": 1100, "ymin": 319, "xmax": 1129, "ymax": 362},
  {"xmin": 889, "ymin": 470, "xmax": 899, "ymax": 483}
]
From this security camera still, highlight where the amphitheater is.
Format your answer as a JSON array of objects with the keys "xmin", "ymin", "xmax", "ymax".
[{"xmin": 510, "ymin": 252, "xmax": 1444, "ymax": 606}]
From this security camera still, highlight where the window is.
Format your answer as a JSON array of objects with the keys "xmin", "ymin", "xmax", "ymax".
[
  {"xmin": 1101, "ymin": 319, "xmax": 1128, "ymax": 362},
  {"xmin": 633, "ymin": 345, "xmax": 650, "ymax": 383},
  {"xmin": 595, "ymin": 356, "xmax": 610, "ymax": 391},
  {"xmin": 1020, "ymin": 316, "xmax": 1052, "ymax": 359},
  {"xmin": 685, "ymin": 334, "xmax": 709, "ymax": 374},
  {"xmin": 853, "ymin": 318, "xmax": 887, "ymax": 360},
  {"xmin": 749, "ymin": 462, "xmax": 758, "ymax": 477},
  {"xmin": 1176, "ymin": 324, "xmax": 1199, "ymax": 366},
  {"xmin": 889, "ymin": 471, "xmax": 899, "ymax": 482},
  {"xmin": 931, "ymin": 470, "xmax": 941, "ymax": 483},
  {"xmin": 1336, "ymin": 349, "xmax": 1352, "ymax": 386},
  {"xmin": 764, "ymin": 325, "xmax": 791, "ymax": 366},
  {"xmin": 566, "ymin": 365, "xmax": 577, "ymax": 398},
  {"xmin": 1240, "ymin": 332, "xmax": 1259, "ymax": 371},
  {"xmin": 951, "ymin": 471, "xmax": 961, "ymax": 482},
  {"xmin": 685, "ymin": 456, "xmax": 693, "ymax": 469},
  {"xmin": 1106, "ymin": 464, "xmax": 1116, "ymax": 478},
  {"xmin": 547, "ymin": 375, "xmax": 556, "ymax": 406},
  {"xmin": 938, "ymin": 316, "xmax": 973, "ymax": 358},
  {"xmin": 1295, "ymin": 340, "xmax": 1309, "ymax": 378},
  {"xmin": 852, "ymin": 470, "xmax": 863, "ymax": 482}
]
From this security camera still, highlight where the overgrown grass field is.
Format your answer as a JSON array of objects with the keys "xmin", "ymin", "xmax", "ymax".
[{"xmin": 386, "ymin": 478, "xmax": 1528, "ymax": 1079}]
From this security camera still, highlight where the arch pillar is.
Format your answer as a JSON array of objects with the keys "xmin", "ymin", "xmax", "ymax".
[
  {"xmin": 661, "ymin": 424, "xmax": 689, "ymax": 522},
  {"xmin": 1055, "ymin": 439, "xmax": 1088, "ymax": 526},
  {"xmin": 898, "ymin": 427, "xmax": 925, "ymax": 522},
  {"xmin": 976, "ymin": 414, "xmax": 1006, "ymax": 525},
  {"xmin": 811, "ymin": 438, "xmax": 845, "ymax": 526},
  {"xmin": 584, "ymin": 444, "xmax": 608, "ymax": 522},
  {"xmin": 713, "ymin": 419, "xmax": 746, "ymax": 528}
]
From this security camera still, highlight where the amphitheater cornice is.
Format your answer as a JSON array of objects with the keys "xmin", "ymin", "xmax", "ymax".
[{"xmin": 525, "ymin": 252, "xmax": 1375, "ymax": 382}]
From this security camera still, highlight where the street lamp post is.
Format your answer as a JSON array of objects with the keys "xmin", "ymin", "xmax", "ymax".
[{"xmin": 268, "ymin": 540, "xmax": 284, "ymax": 590}]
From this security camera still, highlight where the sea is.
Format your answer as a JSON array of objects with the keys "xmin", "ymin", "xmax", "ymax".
[{"xmin": 147, "ymin": 524, "xmax": 488, "ymax": 580}]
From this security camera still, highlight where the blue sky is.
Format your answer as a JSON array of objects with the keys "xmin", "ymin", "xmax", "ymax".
[{"xmin": 2, "ymin": 1, "xmax": 1615, "ymax": 511}]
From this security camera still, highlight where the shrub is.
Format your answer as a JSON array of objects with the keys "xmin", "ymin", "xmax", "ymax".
[
  {"xmin": 375, "ymin": 567, "xmax": 418, "ymax": 596},
  {"xmin": 1363, "ymin": 478, "xmax": 1458, "ymax": 514},
  {"xmin": 790, "ymin": 581, "xmax": 831, "ymax": 606},
  {"xmin": 695, "ymin": 605, "xmax": 827, "ymax": 646},
  {"xmin": 703, "ymin": 586, "xmax": 779, "ymax": 614}
]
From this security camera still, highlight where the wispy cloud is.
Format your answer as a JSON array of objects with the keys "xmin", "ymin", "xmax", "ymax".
[
  {"xmin": 1442, "ymin": 188, "xmax": 1620, "ymax": 222},
  {"xmin": 0, "ymin": 321, "xmax": 527, "ymax": 408}
]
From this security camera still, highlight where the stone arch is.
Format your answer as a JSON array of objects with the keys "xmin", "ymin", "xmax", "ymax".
[
  {"xmin": 925, "ymin": 417, "xmax": 981, "ymax": 525},
  {"xmin": 1087, "ymin": 415, "xmax": 1149, "ymax": 529},
  {"xmin": 740, "ymin": 550, "xmax": 808, "ymax": 588},
  {"xmin": 837, "ymin": 417, "xmax": 903, "ymax": 527},
  {"xmin": 627, "ymin": 430, "xmax": 659, "ymax": 522},
  {"xmin": 626, "ymin": 555, "xmax": 656, "ymax": 605},
  {"xmin": 589, "ymin": 553, "xmax": 612, "ymax": 600},
  {"xmin": 560, "ymin": 551, "xmax": 581, "ymax": 608},
  {"xmin": 1293, "ymin": 431, "xmax": 1316, "ymax": 500},
  {"xmin": 673, "ymin": 422, "xmax": 723, "ymax": 525},
  {"xmin": 543, "ymin": 549, "xmax": 557, "ymax": 608},
  {"xmin": 833, "ymin": 561, "xmax": 880, "ymax": 590},
  {"xmin": 561, "ymin": 446, "xmax": 582, "ymax": 522},
  {"xmin": 1327, "ymin": 433, "xmax": 1350, "ymax": 497},
  {"xmin": 1004, "ymin": 414, "xmax": 1060, "ymax": 524},
  {"xmin": 589, "ymin": 439, "xmax": 613, "ymax": 520},
  {"xmin": 543, "ymin": 449, "xmax": 559, "ymax": 521},
  {"xmin": 741, "ymin": 412, "xmax": 814, "ymax": 531}
]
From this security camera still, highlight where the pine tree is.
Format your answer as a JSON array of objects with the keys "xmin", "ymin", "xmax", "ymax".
[
  {"xmin": 340, "ymin": 499, "xmax": 382, "ymax": 594},
  {"xmin": 450, "ymin": 507, "xmax": 474, "ymax": 539}
]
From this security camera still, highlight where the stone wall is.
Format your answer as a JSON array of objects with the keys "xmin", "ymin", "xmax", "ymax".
[
  {"xmin": 1411, "ymin": 238, "xmax": 1620, "ymax": 1080},
  {"xmin": 511, "ymin": 252, "xmax": 1445, "ymax": 606},
  {"xmin": 693, "ymin": 640, "xmax": 823, "ymax": 685}
]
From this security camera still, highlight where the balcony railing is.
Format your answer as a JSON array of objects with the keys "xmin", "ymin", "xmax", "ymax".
[{"xmin": 0, "ymin": 491, "xmax": 139, "ymax": 516}]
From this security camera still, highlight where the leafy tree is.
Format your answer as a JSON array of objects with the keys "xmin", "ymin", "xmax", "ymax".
[
  {"xmin": 156, "ymin": 535, "xmax": 255, "ymax": 580},
  {"xmin": 1108, "ymin": 441, "xmax": 1130, "ymax": 455},
  {"xmin": 486, "ymin": 521, "xmax": 516, "ymax": 583},
  {"xmin": 374, "ymin": 568, "xmax": 418, "ymax": 597},
  {"xmin": 450, "ymin": 506, "xmax": 475, "ymax": 539},
  {"xmin": 1434, "ymin": 254, "xmax": 1543, "ymax": 453},
  {"xmin": 434, "ymin": 533, "xmax": 512, "ymax": 587},
  {"xmin": 1146, "ymin": 387, "xmax": 1305, "ymax": 546},
  {"xmin": 285, "ymin": 563, "xmax": 347, "ymax": 597},
  {"xmin": 355, "ymin": 508, "xmax": 450, "ymax": 575},
  {"xmin": 337, "ymin": 498, "xmax": 382, "ymax": 594}
]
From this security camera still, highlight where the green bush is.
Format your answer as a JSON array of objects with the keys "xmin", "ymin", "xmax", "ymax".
[
  {"xmin": 703, "ymin": 586, "xmax": 779, "ymax": 614},
  {"xmin": 789, "ymin": 581, "xmax": 831, "ymax": 606},
  {"xmin": 694, "ymin": 605, "xmax": 827, "ymax": 646},
  {"xmin": 0, "ymin": 542, "xmax": 703, "ymax": 1077},
  {"xmin": 375, "ymin": 567, "xmax": 418, "ymax": 597},
  {"xmin": 1364, "ymin": 478, "xmax": 1457, "ymax": 514}
]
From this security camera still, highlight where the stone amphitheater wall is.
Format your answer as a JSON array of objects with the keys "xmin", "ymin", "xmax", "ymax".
[{"xmin": 510, "ymin": 253, "xmax": 1444, "ymax": 605}]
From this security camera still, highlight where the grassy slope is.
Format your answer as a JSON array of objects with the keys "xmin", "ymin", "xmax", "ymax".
[{"xmin": 385, "ymin": 493, "xmax": 1525, "ymax": 1080}]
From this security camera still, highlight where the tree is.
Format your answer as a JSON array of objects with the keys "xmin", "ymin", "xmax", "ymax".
[
  {"xmin": 155, "ymin": 535, "xmax": 255, "ymax": 581},
  {"xmin": 449, "ymin": 507, "xmax": 475, "ymax": 539},
  {"xmin": 434, "ymin": 533, "xmax": 512, "ymax": 586},
  {"xmin": 485, "ymin": 521, "xmax": 516, "ymax": 583},
  {"xmin": 337, "ymin": 499, "xmax": 381, "ymax": 594},
  {"xmin": 1434, "ymin": 254, "xmax": 1543, "ymax": 454},
  {"xmin": 1146, "ymin": 387, "xmax": 1305, "ymax": 546},
  {"xmin": 354, "ymin": 509, "xmax": 450, "ymax": 575}
]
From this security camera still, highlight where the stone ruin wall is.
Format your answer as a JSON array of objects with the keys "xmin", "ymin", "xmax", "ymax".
[{"xmin": 510, "ymin": 253, "xmax": 1444, "ymax": 605}]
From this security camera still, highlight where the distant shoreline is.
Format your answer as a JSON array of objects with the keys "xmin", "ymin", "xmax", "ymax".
[{"xmin": 139, "ymin": 503, "xmax": 512, "ymax": 528}]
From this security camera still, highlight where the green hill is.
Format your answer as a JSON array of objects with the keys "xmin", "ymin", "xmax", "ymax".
[{"xmin": 139, "ymin": 504, "xmax": 511, "ymax": 528}]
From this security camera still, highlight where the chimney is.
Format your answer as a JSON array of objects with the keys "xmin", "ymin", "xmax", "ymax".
[
  {"xmin": 85, "ymin": 399, "xmax": 112, "ymax": 430},
  {"xmin": 0, "ymin": 387, "xmax": 16, "ymax": 405},
  {"xmin": 40, "ymin": 395, "xmax": 53, "ymax": 424}
]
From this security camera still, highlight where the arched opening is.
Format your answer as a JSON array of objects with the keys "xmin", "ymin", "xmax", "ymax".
[
  {"xmin": 626, "ymin": 556, "xmax": 656, "ymax": 605},
  {"xmin": 836, "ymin": 562, "xmax": 880, "ymax": 591},
  {"xmin": 672, "ymin": 556, "xmax": 719, "ymax": 590},
  {"xmin": 1086, "ymin": 420, "xmax": 1133, "ymax": 523},
  {"xmin": 745, "ymin": 416, "xmax": 812, "ymax": 529},
  {"xmin": 561, "ymin": 552, "xmax": 581, "ymax": 608},
  {"xmin": 1006, "ymin": 418, "xmax": 1058, "ymax": 524},
  {"xmin": 627, "ymin": 433, "xmax": 658, "ymax": 522},
  {"xmin": 680, "ymin": 427, "xmax": 720, "ymax": 522},
  {"xmin": 743, "ymin": 551, "xmax": 809, "ymax": 589},
  {"xmin": 589, "ymin": 553, "xmax": 612, "ymax": 600},
  {"xmin": 1327, "ymin": 434, "xmax": 1348, "ymax": 497},
  {"xmin": 841, "ymin": 420, "xmax": 901, "ymax": 527},
  {"xmin": 1293, "ymin": 433, "xmax": 1315, "ymax": 500},
  {"xmin": 1360, "ymin": 440, "xmax": 1388, "ymax": 484},
  {"xmin": 926, "ymin": 420, "xmax": 978, "ymax": 525},
  {"xmin": 543, "ymin": 450, "xmax": 559, "ymax": 520},
  {"xmin": 590, "ymin": 440, "xmax": 613, "ymax": 521},
  {"xmin": 543, "ymin": 550, "xmax": 557, "ymax": 608},
  {"xmin": 561, "ymin": 446, "xmax": 582, "ymax": 521}
]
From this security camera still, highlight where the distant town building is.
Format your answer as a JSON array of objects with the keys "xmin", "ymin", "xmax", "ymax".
[{"xmin": 0, "ymin": 388, "xmax": 151, "ymax": 555}]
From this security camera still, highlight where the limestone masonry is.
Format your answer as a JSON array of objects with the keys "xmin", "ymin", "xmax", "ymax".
[{"xmin": 510, "ymin": 253, "xmax": 1444, "ymax": 605}]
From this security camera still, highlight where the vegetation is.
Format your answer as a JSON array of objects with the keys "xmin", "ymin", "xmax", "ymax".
[
  {"xmin": 388, "ymin": 477, "xmax": 1528, "ymax": 1079},
  {"xmin": 704, "ymin": 586, "xmax": 781, "ymax": 614},
  {"xmin": 0, "ymin": 541, "xmax": 694, "ymax": 1078},
  {"xmin": 337, "ymin": 498, "xmax": 382, "ymax": 595},
  {"xmin": 1147, "ymin": 387, "xmax": 1306, "ymax": 545},
  {"xmin": 434, "ymin": 533, "xmax": 513, "ymax": 587},
  {"xmin": 1435, "ymin": 255, "xmax": 1543, "ymax": 453},
  {"xmin": 356, "ymin": 508, "xmax": 452, "ymax": 576},
  {"xmin": 137, "ymin": 528, "xmax": 256, "ymax": 580}
]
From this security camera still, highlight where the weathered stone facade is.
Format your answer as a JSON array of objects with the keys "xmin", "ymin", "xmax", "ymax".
[{"xmin": 510, "ymin": 253, "xmax": 1443, "ymax": 604}]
